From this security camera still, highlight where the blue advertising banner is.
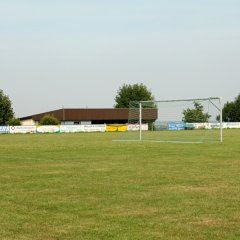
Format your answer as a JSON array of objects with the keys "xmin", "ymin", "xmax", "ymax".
[
  {"xmin": 168, "ymin": 122, "xmax": 185, "ymax": 130},
  {"xmin": 0, "ymin": 126, "xmax": 10, "ymax": 134}
]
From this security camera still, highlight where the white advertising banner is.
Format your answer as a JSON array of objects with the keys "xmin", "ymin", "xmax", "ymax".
[
  {"xmin": 192, "ymin": 123, "xmax": 209, "ymax": 129},
  {"xmin": 82, "ymin": 124, "xmax": 106, "ymax": 132},
  {"xmin": 10, "ymin": 126, "xmax": 36, "ymax": 134},
  {"xmin": 191, "ymin": 122, "xmax": 240, "ymax": 129},
  {"xmin": 60, "ymin": 125, "xmax": 106, "ymax": 133},
  {"xmin": 224, "ymin": 122, "xmax": 240, "ymax": 129},
  {"xmin": 128, "ymin": 124, "xmax": 148, "ymax": 131},
  {"xmin": 60, "ymin": 125, "xmax": 84, "ymax": 133},
  {"xmin": 208, "ymin": 123, "xmax": 220, "ymax": 129},
  {"xmin": 36, "ymin": 125, "xmax": 60, "ymax": 133}
]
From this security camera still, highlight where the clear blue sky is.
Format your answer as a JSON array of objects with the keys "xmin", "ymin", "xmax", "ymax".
[{"xmin": 1, "ymin": 0, "xmax": 240, "ymax": 117}]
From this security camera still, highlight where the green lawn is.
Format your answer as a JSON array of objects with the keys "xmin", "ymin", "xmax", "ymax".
[{"xmin": 0, "ymin": 130, "xmax": 239, "ymax": 240}]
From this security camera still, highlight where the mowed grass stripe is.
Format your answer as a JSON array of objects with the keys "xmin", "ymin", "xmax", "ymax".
[{"xmin": 0, "ymin": 130, "xmax": 239, "ymax": 240}]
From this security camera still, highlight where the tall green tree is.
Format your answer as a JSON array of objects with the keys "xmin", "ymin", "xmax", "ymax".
[
  {"xmin": 222, "ymin": 94, "xmax": 240, "ymax": 122},
  {"xmin": 0, "ymin": 89, "xmax": 14, "ymax": 125},
  {"xmin": 114, "ymin": 83, "xmax": 154, "ymax": 108},
  {"xmin": 182, "ymin": 102, "xmax": 211, "ymax": 123}
]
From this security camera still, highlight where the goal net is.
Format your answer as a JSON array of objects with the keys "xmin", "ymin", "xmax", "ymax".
[{"xmin": 120, "ymin": 97, "xmax": 222, "ymax": 143}]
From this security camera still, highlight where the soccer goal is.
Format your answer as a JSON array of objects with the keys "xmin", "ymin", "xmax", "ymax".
[{"xmin": 121, "ymin": 97, "xmax": 222, "ymax": 143}]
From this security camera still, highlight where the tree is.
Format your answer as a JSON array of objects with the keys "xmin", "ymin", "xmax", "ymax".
[
  {"xmin": 222, "ymin": 94, "xmax": 240, "ymax": 122},
  {"xmin": 114, "ymin": 83, "xmax": 154, "ymax": 108},
  {"xmin": 39, "ymin": 114, "xmax": 59, "ymax": 125},
  {"xmin": 182, "ymin": 102, "xmax": 211, "ymax": 123},
  {"xmin": 0, "ymin": 89, "xmax": 14, "ymax": 125}
]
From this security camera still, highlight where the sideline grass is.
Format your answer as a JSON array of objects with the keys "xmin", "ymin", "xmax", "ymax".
[{"xmin": 0, "ymin": 130, "xmax": 240, "ymax": 239}]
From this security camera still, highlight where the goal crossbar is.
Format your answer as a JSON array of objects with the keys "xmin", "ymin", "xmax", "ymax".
[{"xmin": 140, "ymin": 97, "xmax": 221, "ymax": 104}]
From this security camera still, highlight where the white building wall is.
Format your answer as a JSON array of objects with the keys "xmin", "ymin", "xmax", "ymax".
[{"xmin": 21, "ymin": 119, "xmax": 36, "ymax": 126}]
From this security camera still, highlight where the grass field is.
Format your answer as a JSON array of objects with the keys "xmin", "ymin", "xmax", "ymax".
[{"xmin": 0, "ymin": 130, "xmax": 239, "ymax": 240}]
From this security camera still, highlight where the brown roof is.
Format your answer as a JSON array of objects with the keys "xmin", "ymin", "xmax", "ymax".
[{"xmin": 20, "ymin": 108, "xmax": 157, "ymax": 121}]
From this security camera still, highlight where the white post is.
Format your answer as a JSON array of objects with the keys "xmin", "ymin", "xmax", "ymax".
[
  {"xmin": 220, "ymin": 98, "xmax": 223, "ymax": 143},
  {"xmin": 139, "ymin": 102, "xmax": 142, "ymax": 141}
]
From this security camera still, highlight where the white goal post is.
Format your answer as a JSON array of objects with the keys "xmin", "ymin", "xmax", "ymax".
[{"xmin": 122, "ymin": 97, "xmax": 222, "ymax": 143}]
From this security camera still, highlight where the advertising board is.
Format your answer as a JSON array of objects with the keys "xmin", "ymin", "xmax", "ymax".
[
  {"xmin": 60, "ymin": 125, "xmax": 106, "ymax": 133},
  {"xmin": 0, "ymin": 126, "xmax": 10, "ymax": 134},
  {"xmin": 224, "ymin": 122, "xmax": 240, "ymax": 129},
  {"xmin": 10, "ymin": 126, "xmax": 36, "ymax": 134},
  {"xmin": 82, "ymin": 124, "xmax": 106, "ymax": 132},
  {"xmin": 127, "ymin": 124, "xmax": 148, "ymax": 131},
  {"xmin": 60, "ymin": 125, "xmax": 83, "ymax": 133},
  {"xmin": 168, "ymin": 122, "xmax": 185, "ymax": 130},
  {"xmin": 36, "ymin": 125, "xmax": 60, "ymax": 133},
  {"xmin": 106, "ymin": 124, "xmax": 127, "ymax": 132}
]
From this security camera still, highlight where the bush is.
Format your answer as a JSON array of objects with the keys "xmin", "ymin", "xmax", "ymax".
[
  {"xmin": 7, "ymin": 118, "xmax": 21, "ymax": 126},
  {"xmin": 39, "ymin": 114, "xmax": 59, "ymax": 125}
]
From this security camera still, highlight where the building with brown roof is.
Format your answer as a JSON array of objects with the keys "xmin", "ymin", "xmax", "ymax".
[{"xmin": 20, "ymin": 108, "xmax": 158, "ymax": 126}]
